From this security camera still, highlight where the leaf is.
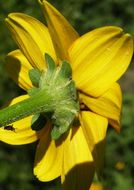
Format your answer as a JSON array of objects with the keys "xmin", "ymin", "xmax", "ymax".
[
  {"xmin": 29, "ymin": 68, "xmax": 42, "ymax": 87},
  {"xmin": 31, "ymin": 114, "xmax": 47, "ymax": 131}
]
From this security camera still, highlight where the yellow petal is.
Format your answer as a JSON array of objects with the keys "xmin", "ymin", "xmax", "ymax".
[
  {"xmin": 6, "ymin": 49, "xmax": 33, "ymax": 91},
  {"xmin": 79, "ymin": 111, "xmax": 108, "ymax": 177},
  {"xmin": 0, "ymin": 95, "xmax": 40, "ymax": 145},
  {"xmin": 34, "ymin": 123, "xmax": 63, "ymax": 181},
  {"xmin": 108, "ymin": 119, "xmax": 121, "ymax": 132},
  {"xmin": 69, "ymin": 26, "xmax": 133, "ymax": 97},
  {"xmin": 90, "ymin": 183, "xmax": 103, "ymax": 190},
  {"xmin": 61, "ymin": 127, "xmax": 95, "ymax": 190},
  {"xmin": 80, "ymin": 83, "xmax": 122, "ymax": 132},
  {"xmin": 6, "ymin": 13, "xmax": 57, "ymax": 70},
  {"xmin": 39, "ymin": 0, "xmax": 79, "ymax": 60}
]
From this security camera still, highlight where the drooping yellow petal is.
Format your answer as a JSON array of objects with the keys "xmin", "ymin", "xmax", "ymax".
[
  {"xmin": 80, "ymin": 83, "xmax": 122, "ymax": 132},
  {"xmin": 79, "ymin": 111, "xmax": 108, "ymax": 177},
  {"xmin": 34, "ymin": 123, "xmax": 63, "ymax": 181},
  {"xmin": 6, "ymin": 49, "xmax": 33, "ymax": 91},
  {"xmin": 39, "ymin": 0, "xmax": 79, "ymax": 60},
  {"xmin": 5, "ymin": 13, "xmax": 57, "ymax": 70},
  {"xmin": 61, "ymin": 127, "xmax": 95, "ymax": 190},
  {"xmin": 69, "ymin": 26, "xmax": 133, "ymax": 97},
  {"xmin": 0, "ymin": 95, "xmax": 40, "ymax": 145}
]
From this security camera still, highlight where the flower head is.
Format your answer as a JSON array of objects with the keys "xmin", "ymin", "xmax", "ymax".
[{"xmin": 0, "ymin": 0, "xmax": 133, "ymax": 189}]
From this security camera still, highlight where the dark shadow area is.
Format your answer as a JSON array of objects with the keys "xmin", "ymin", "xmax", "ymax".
[
  {"xmin": 62, "ymin": 162, "xmax": 95, "ymax": 190},
  {"xmin": 0, "ymin": 141, "xmax": 61, "ymax": 190}
]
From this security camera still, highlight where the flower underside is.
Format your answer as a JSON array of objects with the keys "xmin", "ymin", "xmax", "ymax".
[
  {"xmin": 0, "ymin": 0, "xmax": 133, "ymax": 189},
  {"xmin": 0, "ymin": 54, "xmax": 79, "ymax": 139}
]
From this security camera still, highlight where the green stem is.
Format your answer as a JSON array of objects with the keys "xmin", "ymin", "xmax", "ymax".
[
  {"xmin": 0, "ymin": 55, "xmax": 79, "ymax": 139},
  {"xmin": 0, "ymin": 88, "xmax": 53, "ymax": 127}
]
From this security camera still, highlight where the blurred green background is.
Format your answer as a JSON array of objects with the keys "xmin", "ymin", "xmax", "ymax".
[{"xmin": 0, "ymin": 0, "xmax": 134, "ymax": 189}]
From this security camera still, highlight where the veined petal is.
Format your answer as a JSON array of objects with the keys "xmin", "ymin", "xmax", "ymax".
[
  {"xmin": 0, "ymin": 95, "xmax": 40, "ymax": 145},
  {"xmin": 80, "ymin": 83, "xmax": 122, "ymax": 132},
  {"xmin": 39, "ymin": 0, "xmax": 79, "ymax": 60},
  {"xmin": 69, "ymin": 26, "xmax": 133, "ymax": 97},
  {"xmin": 6, "ymin": 49, "xmax": 33, "ymax": 91},
  {"xmin": 5, "ymin": 13, "xmax": 57, "ymax": 70},
  {"xmin": 34, "ymin": 123, "xmax": 63, "ymax": 181},
  {"xmin": 61, "ymin": 127, "xmax": 95, "ymax": 190},
  {"xmin": 80, "ymin": 111, "xmax": 108, "ymax": 177}
]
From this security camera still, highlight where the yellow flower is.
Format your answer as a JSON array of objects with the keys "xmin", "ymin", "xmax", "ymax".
[
  {"xmin": 0, "ymin": 0, "xmax": 133, "ymax": 189},
  {"xmin": 115, "ymin": 161, "xmax": 125, "ymax": 170},
  {"xmin": 90, "ymin": 183, "xmax": 103, "ymax": 190}
]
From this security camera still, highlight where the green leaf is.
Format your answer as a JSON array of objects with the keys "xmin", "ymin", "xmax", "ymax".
[
  {"xmin": 68, "ymin": 80, "xmax": 78, "ymax": 100},
  {"xmin": 45, "ymin": 53, "xmax": 56, "ymax": 72},
  {"xmin": 31, "ymin": 114, "xmax": 47, "ymax": 131},
  {"xmin": 54, "ymin": 60, "xmax": 72, "ymax": 87},
  {"xmin": 59, "ymin": 60, "xmax": 72, "ymax": 79},
  {"xmin": 51, "ymin": 108, "xmax": 76, "ymax": 139},
  {"xmin": 40, "ymin": 54, "xmax": 57, "ymax": 88},
  {"xmin": 27, "ymin": 87, "xmax": 39, "ymax": 96},
  {"xmin": 29, "ymin": 69, "xmax": 41, "ymax": 87},
  {"xmin": 31, "ymin": 114, "xmax": 40, "ymax": 125},
  {"xmin": 50, "ymin": 126, "xmax": 62, "ymax": 140}
]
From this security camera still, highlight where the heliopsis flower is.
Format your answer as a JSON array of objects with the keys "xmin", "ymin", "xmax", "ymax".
[{"xmin": 0, "ymin": 0, "xmax": 133, "ymax": 190}]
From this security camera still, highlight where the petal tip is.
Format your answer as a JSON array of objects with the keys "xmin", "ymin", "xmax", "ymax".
[
  {"xmin": 5, "ymin": 13, "xmax": 18, "ymax": 24},
  {"xmin": 6, "ymin": 13, "xmax": 15, "ymax": 20},
  {"xmin": 38, "ymin": 0, "xmax": 48, "ymax": 6},
  {"xmin": 124, "ymin": 33, "xmax": 133, "ymax": 43}
]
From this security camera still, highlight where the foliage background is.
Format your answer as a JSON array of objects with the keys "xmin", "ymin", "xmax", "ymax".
[{"xmin": 0, "ymin": 0, "xmax": 134, "ymax": 189}]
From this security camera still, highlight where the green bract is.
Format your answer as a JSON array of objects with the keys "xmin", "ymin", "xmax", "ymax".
[{"xmin": 0, "ymin": 54, "xmax": 79, "ymax": 139}]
